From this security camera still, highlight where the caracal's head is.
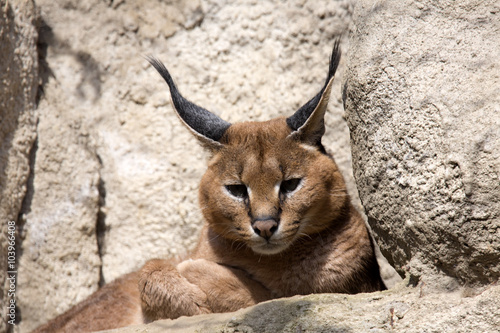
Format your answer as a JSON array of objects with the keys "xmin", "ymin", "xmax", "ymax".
[{"xmin": 148, "ymin": 40, "xmax": 348, "ymax": 255}]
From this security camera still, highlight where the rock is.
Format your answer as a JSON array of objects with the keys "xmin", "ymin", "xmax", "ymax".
[
  {"xmin": 16, "ymin": 104, "xmax": 102, "ymax": 332},
  {"xmin": 101, "ymin": 282, "xmax": 500, "ymax": 333},
  {"xmin": 343, "ymin": 0, "xmax": 500, "ymax": 287},
  {"xmin": 0, "ymin": 0, "xmax": 38, "ymax": 331}
]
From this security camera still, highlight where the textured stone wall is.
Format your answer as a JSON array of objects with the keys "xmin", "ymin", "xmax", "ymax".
[
  {"xmin": 0, "ymin": 0, "xmax": 38, "ymax": 331},
  {"xmin": 104, "ymin": 283, "xmax": 500, "ymax": 333},
  {"xmin": 343, "ymin": 0, "xmax": 500, "ymax": 288}
]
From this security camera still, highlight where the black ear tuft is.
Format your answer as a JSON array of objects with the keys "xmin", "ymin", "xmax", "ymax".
[
  {"xmin": 286, "ymin": 39, "xmax": 341, "ymax": 133},
  {"xmin": 146, "ymin": 56, "xmax": 231, "ymax": 145}
]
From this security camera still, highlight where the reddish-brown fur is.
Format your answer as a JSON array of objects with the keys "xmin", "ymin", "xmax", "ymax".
[
  {"xmin": 33, "ymin": 42, "xmax": 385, "ymax": 332},
  {"xmin": 139, "ymin": 118, "xmax": 384, "ymax": 322},
  {"xmin": 32, "ymin": 272, "xmax": 142, "ymax": 332}
]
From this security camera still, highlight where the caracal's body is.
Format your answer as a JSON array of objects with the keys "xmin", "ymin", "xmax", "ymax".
[{"xmin": 34, "ymin": 40, "xmax": 385, "ymax": 333}]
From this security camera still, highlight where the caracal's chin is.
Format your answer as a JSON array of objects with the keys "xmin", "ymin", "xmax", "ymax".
[{"xmin": 249, "ymin": 238, "xmax": 292, "ymax": 255}]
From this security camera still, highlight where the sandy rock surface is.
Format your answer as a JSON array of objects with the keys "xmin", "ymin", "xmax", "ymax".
[
  {"xmin": 101, "ymin": 281, "xmax": 500, "ymax": 333},
  {"xmin": 16, "ymin": 91, "xmax": 103, "ymax": 328},
  {"xmin": 0, "ymin": 1, "xmax": 38, "ymax": 332},
  {"xmin": 343, "ymin": 0, "xmax": 500, "ymax": 287}
]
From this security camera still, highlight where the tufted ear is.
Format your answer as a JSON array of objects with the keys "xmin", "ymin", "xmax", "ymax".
[
  {"xmin": 286, "ymin": 39, "xmax": 341, "ymax": 147},
  {"xmin": 147, "ymin": 56, "xmax": 231, "ymax": 151}
]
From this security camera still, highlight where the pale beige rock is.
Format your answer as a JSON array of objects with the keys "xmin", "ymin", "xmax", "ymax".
[
  {"xmin": 16, "ymin": 101, "xmax": 102, "ymax": 332},
  {"xmin": 0, "ymin": 0, "xmax": 38, "ymax": 332},
  {"xmin": 101, "ymin": 282, "xmax": 500, "ymax": 333},
  {"xmin": 343, "ymin": 0, "xmax": 500, "ymax": 287}
]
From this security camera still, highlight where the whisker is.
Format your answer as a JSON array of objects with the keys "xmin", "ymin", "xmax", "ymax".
[
  {"xmin": 298, "ymin": 232, "xmax": 314, "ymax": 242},
  {"xmin": 208, "ymin": 233, "xmax": 220, "ymax": 242},
  {"xmin": 236, "ymin": 242, "xmax": 246, "ymax": 252}
]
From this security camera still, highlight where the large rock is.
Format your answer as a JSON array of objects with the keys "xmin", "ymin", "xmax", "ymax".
[
  {"xmin": 104, "ymin": 282, "xmax": 500, "ymax": 333},
  {"xmin": 16, "ymin": 99, "xmax": 103, "ymax": 331},
  {"xmin": 0, "ymin": 0, "xmax": 38, "ymax": 331},
  {"xmin": 343, "ymin": 0, "xmax": 500, "ymax": 287}
]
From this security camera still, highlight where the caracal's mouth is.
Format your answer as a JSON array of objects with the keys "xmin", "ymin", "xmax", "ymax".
[
  {"xmin": 248, "ymin": 223, "xmax": 299, "ymax": 255},
  {"xmin": 250, "ymin": 241, "xmax": 290, "ymax": 255}
]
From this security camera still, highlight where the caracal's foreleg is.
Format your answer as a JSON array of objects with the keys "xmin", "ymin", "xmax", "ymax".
[{"xmin": 139, "ymin": 258, "xmax": 271, "ymax": 321}]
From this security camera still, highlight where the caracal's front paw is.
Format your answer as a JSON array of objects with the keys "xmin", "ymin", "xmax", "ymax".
[{"xmin": 139, "ymin": 259, "xmax": 211, "ymax": 321}]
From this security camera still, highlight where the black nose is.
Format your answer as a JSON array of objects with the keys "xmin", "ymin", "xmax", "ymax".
[{"xmin": 252, "ymin": 218, "xmax": 279, "ymax": 240}]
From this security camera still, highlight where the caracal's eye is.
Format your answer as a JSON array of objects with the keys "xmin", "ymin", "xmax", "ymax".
[
  {"xmin": 225, "ymin": 184, "xmax": 249, "ymax": 199},
  {"xmin": 280, "ymin": 178, "xmax": 302, "ymax": 194}
]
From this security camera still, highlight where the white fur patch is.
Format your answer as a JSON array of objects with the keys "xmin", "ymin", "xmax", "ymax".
[{"xmin": 300, "ymin": 143, "xmax": 318, "ymax": 152}]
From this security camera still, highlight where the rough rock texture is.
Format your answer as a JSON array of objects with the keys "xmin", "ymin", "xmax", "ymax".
[
  {"xmin": 343, "ymin": 0, "xmax": 500, "ymax": 287},
  {"xmin": 16, "ymin": 97, "xmax": 103, "ymax": 330},
  {"xmin": 0, "ymin": 0, "xmax": 38, "ymax": 332},
  {"xmin": 103, "ymin": 281, "xmax": 500, "ymax": 333},
  {"xmin": 14, "ymin": 0, "xmax": 393, "ymax": 331}
]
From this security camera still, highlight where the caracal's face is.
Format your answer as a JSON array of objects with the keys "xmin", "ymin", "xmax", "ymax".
[
  {"xmin": 148, "ymin": 41, "xmax": 343, "ymax": 255},
  {"xmin": 199, "ymin": 118, "xmax": 347, "ymax": 255}
]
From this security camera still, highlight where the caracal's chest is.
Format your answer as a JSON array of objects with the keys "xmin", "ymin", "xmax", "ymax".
[{"xmin": 200, "ymin": 227, "xmax": 348, "ymax": 297}]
